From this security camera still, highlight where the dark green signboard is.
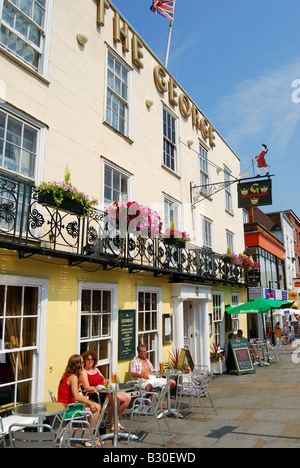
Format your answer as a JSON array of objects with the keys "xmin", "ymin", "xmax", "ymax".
[
  {"xmin": 118, "ymin": 309, "xmax": 136, "ymax": 361},
  {"xmin": 238, "ymin": 179, "xmax": 272, "ymax": 208},
  {"xmin": 228, "ymin": 338, "xmax": 256, "ymax": 375}
]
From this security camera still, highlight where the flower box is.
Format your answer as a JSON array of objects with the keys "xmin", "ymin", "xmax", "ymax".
[
  {"xmin": 37, "ymin": 167, "xmax": 97, "ymax": 217},
  {"xmin": 164, "ymin": 237, "xmax": 187, "ymax": 248},
  {"xmin": 38, "ymin": 192, "xmax": 86, "ymax": 216}
]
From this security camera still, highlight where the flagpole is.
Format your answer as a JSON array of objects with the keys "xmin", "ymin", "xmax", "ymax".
[
  {"xmin": 164, "ymin": 20, "xmax": 173, "ymax": 68},
  {"xmin": 164, "ymin": 0, "xmax": 175, "ymax": 68}
]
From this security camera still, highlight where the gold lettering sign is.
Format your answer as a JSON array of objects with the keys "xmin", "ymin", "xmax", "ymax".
[
  {"xmin": 132, "ymin": 34, "xmax": 144, "ymax": 69},
  {"xmin": 168, "ymin": 77, "xmax": 178, "ymax": 107},
  {"xmin": 94, "ymin": 1, "xmax": 217, "ymax": 148},
  {"xmin": 96, "ymin": 0, "xmax": 109, "ymax": 27},
  {"xmin": 153, "ymin": 65, "xmax": 168, "ymax": 93},
  {"xmin": 178, "ymin": 94, "xmax": 191, "ymax": 118},
  {"xmin": 113, "ymin": 12, "xmax": 129, "ymax": 53}
]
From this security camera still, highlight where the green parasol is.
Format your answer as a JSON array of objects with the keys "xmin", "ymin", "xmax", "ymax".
[
  {"xmin": 226, "ymin": 298, "xmax": 295, "ymax": 315},
  {"xmin": 226, "ymin": 298, "xmax": 295, "ymax": 345}
]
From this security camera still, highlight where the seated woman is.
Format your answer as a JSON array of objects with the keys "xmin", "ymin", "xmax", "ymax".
[
  {"xmin": 81, "ymin": 350, "xmax": 131, "ymax": 431},
  {"xmin": 57, "ymin": 354, "xmax": 101, "ymax": 445}
]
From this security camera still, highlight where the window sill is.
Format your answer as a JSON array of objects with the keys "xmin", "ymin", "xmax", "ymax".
[
  {"xmin": 225, "ymin": 209, "xmax": 234, "ymax": 217},
  {"xmin": 161, "ymin": 164, "xmax": 181, "ymax": 179},
  {"xmin": 103, "ymin": 121, "xmax": 134, "ymax": 145},
  {"xmin": 0, "ymin": 46, "xmax": 50, "ymax": 85}
]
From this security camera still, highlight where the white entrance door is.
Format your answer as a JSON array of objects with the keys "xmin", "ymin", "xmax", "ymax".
[{"xmin": 183, "ymin": 301, "xmax": 193, "ymax": 350}]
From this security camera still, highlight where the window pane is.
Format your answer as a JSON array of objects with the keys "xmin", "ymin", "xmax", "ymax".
[
  {"xmin": 20, "ymin": 0, "xmax": 32, "ymax": 17},
  {"xmin": 81, "ymin": 315, "xmax": 89, "ymax": 339},
  {"xmin": 81, "ymin": 290, "xmax": 91, "ymax": 312},
  {"xmin": 24, "ymin": 287, "xmax": 38, "ymax": 315},
  {"xmin": 0, "ymin": 285, "xmax": 4, "ymax": 316},
  {"xmin": 7, "ymin": 286, "xmax": 22, "ymax": 316},
  {"xmin": 22, "ymin": 317, "xmax": 37, "ymax": 346},
  {"xmin": 20, "ymin": 149, "xmax": 35, "ymax": 177},
  {"xmin": 93, "ymin": 290, "xmax": 101, "ymax": 312},
  {"xmin": 7, "ymin": 117, "xmax": 22, "ymax": 146},
  {"xmin": 33, "ymin": 2, "xmax": 44, "ymax": 27}
]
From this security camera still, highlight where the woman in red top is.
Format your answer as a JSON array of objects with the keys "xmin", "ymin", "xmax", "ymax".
[
  {"xmin": 57, "ymin": 354, "xmax": 101, "ymax": 430},
  {"xmin": 81, "ymin": 350, "xmax": 131, "ymax": 431}
]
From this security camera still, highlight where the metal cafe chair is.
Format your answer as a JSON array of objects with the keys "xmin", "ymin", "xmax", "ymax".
[
  {"xmin": 193, "ymin": 371, "xmax": 218, "ymax": 419},
  {"xmin": 9, "ymin": 423, "xmax": 56, "ymax": 448},
  {"xmin": 48, "ymin": 389, "xmax": 88, "ymax": 442},
  {"xmin": 176, "ymin": 371, "xmax": 217, "ymax": 421},
  {"xmin": 59, "ymin": 397, "xmax": 110, "ymax": 448},
  {"xmin": 127, "ymin": 384, "xmax": 172, "ymax": 446}
]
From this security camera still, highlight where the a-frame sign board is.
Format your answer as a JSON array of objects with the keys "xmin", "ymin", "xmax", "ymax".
[{"xmin": 227, "ymin": 338, "xmax": 256, "ymax": 375}]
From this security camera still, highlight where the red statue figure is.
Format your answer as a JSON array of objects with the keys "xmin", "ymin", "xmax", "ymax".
[{"xmin": 252, "ymin": 144, "xmax": 269, "ymax": 176}]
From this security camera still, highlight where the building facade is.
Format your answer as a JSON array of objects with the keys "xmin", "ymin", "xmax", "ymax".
[
  {"xmin": 0, "ymin": 0, "xmax": 249, "ymax": 414},
  {"xmin": 244, "ymin": 206, "xmax": 300, "ymax": 337}
]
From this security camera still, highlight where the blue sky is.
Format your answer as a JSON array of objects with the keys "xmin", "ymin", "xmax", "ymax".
[{"xmin": 111, "ymin": 0, "xmax": 300, "ymax": 217}]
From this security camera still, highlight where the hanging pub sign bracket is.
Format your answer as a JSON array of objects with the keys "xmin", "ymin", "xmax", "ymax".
[{"xmin": 190, "ymin": 174, "xmax": 274, "ymax": 208}]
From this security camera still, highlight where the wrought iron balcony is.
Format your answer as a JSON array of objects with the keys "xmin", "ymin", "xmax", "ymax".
[{"xmin": 0, "ymin": 172, "xmax": 253, "ymax": 286}]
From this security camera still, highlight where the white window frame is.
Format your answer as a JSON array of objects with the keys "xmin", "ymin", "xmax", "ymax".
[
  {"xmin": 101, "ymin": 158, "xmax": 132, "ymax": 209},
  {"xmin": 162, "ymin": 105, "xmax": 179, "ymax": 174},
  {"xmin": 212, "ymin": 292, "xmax": 224, "ymax": 347},
  {"xmin": 0, "ymin": 102, "xmax": 45, "ymax": 184},
  {"xmin": 202, "ymin": 216, "xmax": 213, "ymax": 249},
  {"xmin": 231, "ymin": 293, "xmax": 240, "ymax": 333},
  {"xmin": 0, "ymin": 0, "xmax": 53, "ymax": 79},
  {"xmin": 0, "ymin": 274, "xmax": 48, "ymax": 404},
  {"xmin": 104, "ymin": 47, "xmax": 131, "ymax": 138},
  {"xmin": 224, "ymin": 166, "xmax": 233, "ymax": 214},
  {"xmin": 136, "ymin": 285, "xmax": 162, "ymax": 369},
  {"xmin": 226, "ymin": 229, "xmax": 234, "ymax": 253},
  {"xmin": 199, "ymin": 143, "xmax": 209, "ymax": 196},
  {"xmin": 164, "ymin": 194, "xmax": 181, "ymax": 231},
  {"xmin": 77, "ymin": 282, "xmax": 118, "ymax": 376}
]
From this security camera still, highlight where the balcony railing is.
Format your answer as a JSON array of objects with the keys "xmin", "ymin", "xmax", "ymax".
[{"xmin": 0, "ymin": 173, "xmax": 253, "ymax": 286}]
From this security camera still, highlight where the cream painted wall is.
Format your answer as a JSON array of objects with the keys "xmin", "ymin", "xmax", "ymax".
[{"xmin": 0, "ymin": 0, "xmax": 245, "ymax": 257}]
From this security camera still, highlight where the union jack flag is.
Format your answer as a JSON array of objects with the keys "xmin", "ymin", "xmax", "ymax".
[{"xmin": 150, "ymin": 1, "xmax": 175, "ymax": 22}]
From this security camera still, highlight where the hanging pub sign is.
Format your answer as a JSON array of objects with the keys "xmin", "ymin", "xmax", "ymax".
[{"xmin": 238, "ymin": 179, "xmax": 272, "ymax": 208}]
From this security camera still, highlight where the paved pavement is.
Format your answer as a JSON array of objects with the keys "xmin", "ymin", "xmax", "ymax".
[{"xmin": 114, "ymin": 344, "xmax": 300, "ymax": 449}]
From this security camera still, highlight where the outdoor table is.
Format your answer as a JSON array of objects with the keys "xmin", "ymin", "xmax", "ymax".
[
  {"xmin": 254, "ymin": 340, "xmax": 270, "ymax": 367},
  {"xmin": 12, "ymin": 401, "xmax": 68, "ymax": 427},
  {"xmin": 96, "ymin": 382, "xmax": 137, "ymax": 447}
]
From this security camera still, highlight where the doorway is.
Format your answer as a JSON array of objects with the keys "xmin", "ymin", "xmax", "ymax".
[{"xmin": 183, "ymin": 301, "xmax": 193, "ymax": 350}]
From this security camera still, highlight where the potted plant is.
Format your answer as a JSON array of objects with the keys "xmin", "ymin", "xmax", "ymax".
[
  {"xmin": 164, "ymin": 220, "xmax": 191, "ymax": 248},
  {"xmin": 210, "ymin": 343, "xmax": 225, "ymax": 374},
  {"xmin": 166, "ymin": 348, "xmax": 191, "ymax": 380},
  {"xmin": 222, "ymin": 248, "xmax": 243, "ymax": 266},
  {"xmin": 238, "ymin": 254, "xmax": 261, "ymax": 272},
  {"xmin": 37, "ymin": 167, "xmax": 97, "ymax": 216},
  {"xmin": 105, "ymin": 200, "xmax": 162, "ymax": 238}
]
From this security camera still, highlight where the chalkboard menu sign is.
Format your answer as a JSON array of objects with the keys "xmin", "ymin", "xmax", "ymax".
[
  {"xmin": 228, "ymin": 338, "xmax": 256, "ymax": 375},
  {"xmin": 118, "ymin": 309, "xmax": 136, "ymax": 361}
]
